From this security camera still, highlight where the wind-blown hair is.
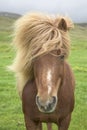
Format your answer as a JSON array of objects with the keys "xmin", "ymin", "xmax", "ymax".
[{"xmin": 9, "ymin": 12, "xmax": 74, "ymax": 97}]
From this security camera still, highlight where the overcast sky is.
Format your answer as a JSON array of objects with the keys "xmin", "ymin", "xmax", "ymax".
[{"xmin": 0, "ymin": 0, "xmax": 87, "ymax": 23}]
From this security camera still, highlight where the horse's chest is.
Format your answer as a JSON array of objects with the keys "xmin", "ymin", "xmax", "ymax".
[{"xmin": 31, "ymin": 112, "xmax": 58, "ymax": 123}]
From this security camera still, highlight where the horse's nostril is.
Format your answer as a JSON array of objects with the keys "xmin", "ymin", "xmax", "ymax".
[
  {"xmin": 36, "ymin": 96, "xmax": 40, "ymax": 105},
  {"xmin": 36, "ymin": 96, "xmax": 39, "ymax": 100},
  {"xmin": 48, "ymin": 96, "xmax": 57, "ymax": 109},
  {"xmin": 52, "ymin": 96, "xmax": 57, "ymax": 104}
]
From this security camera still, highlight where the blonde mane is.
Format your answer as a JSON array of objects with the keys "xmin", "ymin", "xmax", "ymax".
[{"xmin": 9, "ymin": 12, "xmax": 74, "ymax": 97}]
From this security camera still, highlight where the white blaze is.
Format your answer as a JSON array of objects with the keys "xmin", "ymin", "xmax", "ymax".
[
  {"xmin": 48, "ymin": 85, "xmax": 52, "ymax": 95},
  {"xmin": 47, "ymin": 70, "xmax": 52, "ymax": 81},
  {"xmin": 47, "ymin": 70, "xmax": 52, "ymax": 94}
]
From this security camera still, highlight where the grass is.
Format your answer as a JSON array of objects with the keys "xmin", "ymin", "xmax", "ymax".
[{"xmin": 0, "ymin": 17, "xmax": 87, "ymax": 130}]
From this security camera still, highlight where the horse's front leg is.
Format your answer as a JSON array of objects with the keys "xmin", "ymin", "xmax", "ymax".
[
  {"xmin": 24, "ymin": 115, "xmax": 42, "ymax": 130},
  {"xmin": 47, "ymin": 123, "xmax": 52, "ymax": 130},
  {"xmin": 58, "ymin": 114, "xmax": 71, "ymax": 130}
]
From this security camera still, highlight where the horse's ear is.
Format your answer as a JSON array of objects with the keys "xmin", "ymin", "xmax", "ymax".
[
  {"xmin": 58, "ymin": 17, "xmax": 74, "ymax": 31},
  {"xmin": 58, "ymin": 18, "xmax": 67, "ymax": 31}
]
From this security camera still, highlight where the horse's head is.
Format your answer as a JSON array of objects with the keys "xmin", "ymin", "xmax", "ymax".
[{"xmin": 33, "ymin": 50, "xmax": 64, "ymax": 113}]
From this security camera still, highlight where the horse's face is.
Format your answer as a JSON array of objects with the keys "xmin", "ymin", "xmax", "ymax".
[{"xmin": 33, "ymin": 50, "xmax": 64, "ymax": 113}]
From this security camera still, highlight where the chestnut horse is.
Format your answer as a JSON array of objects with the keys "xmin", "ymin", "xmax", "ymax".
[
  {"xmin": 22, "ymin": 50, "xmax": 75, "ymax": 130},
  {"xmin": 9, "ymin": 13, "xmax": 75, "ymax": 130}
]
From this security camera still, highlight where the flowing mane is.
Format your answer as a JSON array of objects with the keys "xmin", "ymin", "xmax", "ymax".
[{"xmin": 9, "ymin": 12, "xmax": 74, "ymax": 97}]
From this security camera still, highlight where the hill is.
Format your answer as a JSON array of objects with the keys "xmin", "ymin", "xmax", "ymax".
[
  {"xmin": 0, "ymin": 12, "xmax": 21, "ymax": 42},
  {"xmin": 0, "ymin": 12, "xmax": 21, "ymax": 32},
  {"xmin": 0, "ymin": 12, "xmax": 21, "ymax": 19}
]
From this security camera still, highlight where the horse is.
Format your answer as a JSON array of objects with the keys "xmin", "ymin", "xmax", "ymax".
[{"xmin": 9, "ymin": 12, "xmax": 75, "ymax": 130}]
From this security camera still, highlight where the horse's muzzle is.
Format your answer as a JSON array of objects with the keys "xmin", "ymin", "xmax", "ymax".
[{"xmin": 36, "ymin": 96, "xmax": 57, "ymax": 113}]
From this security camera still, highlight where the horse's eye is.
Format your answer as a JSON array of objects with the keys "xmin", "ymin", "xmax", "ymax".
[{"xmin": 60, "ymin": 55, "xmax": 64, "ymax": 59}]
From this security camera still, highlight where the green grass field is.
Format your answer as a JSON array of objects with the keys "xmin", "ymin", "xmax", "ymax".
[{"xmin": 0, "ymin": 16, "xmax": 87, "ymax": 130}]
